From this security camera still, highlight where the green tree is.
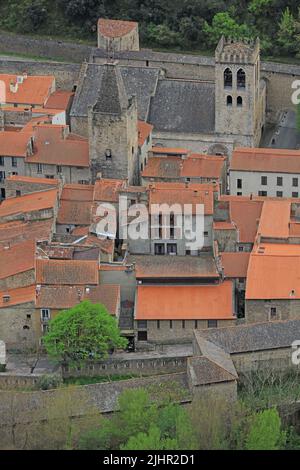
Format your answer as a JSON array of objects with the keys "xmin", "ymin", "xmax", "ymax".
[
  {"xmin": 245, "ymin": 408, "xmax": 286, "ymax": 450},
  {"xmin": 203, "ymin": 12, "xmax": 250, "ymax": 48},
  {"xmin": 121, "ymin": 425, "xmax": 178, "ymax": 450},
  {"xmin": 277, "ymin": 7, "xmax": 298, "ymax": 55},
  {"xmin": 43, "ymin": 300, "xmax": 127, "ymax": 365}
]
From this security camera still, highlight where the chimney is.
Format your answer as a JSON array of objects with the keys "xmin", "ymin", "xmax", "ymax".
[
  {"xmin": 23, "ymin": 71, "xmax": 28, "ymax": 80},
  {"xmin": 9, "ymin": 81, "xmax": 18, "ymax": 93}
]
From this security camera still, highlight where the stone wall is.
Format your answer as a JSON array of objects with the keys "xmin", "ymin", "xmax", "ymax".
[
  {"xmin": 0, "ymin": 301, "xmax": 37, "ymax": 350},
  {"xmin": 4, "ymin": 179, "xmax": 60, "ymax": 199},
  {"xmin": 0, "ymin": 59, "xmax": 80, "ymax": 90},
  {"xmin": 245, "ymin": 299, "xmax": 300, "ymax": 323},
  {"xmin": 232, "ymin": 347, "xmax": 294, "ymax": 373},
  {"xmin": 61, "ymin": 354, "xmax": 188, "ymax": 378}
]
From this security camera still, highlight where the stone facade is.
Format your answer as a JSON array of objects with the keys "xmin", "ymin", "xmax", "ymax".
[
  {"xmin": 245, "ymin": 299, "xmax": 300, "ymax": 323},
  {"xmin": 97, "ymin": 21, "xmax": 139, "ymax": 52},
  {"xmin": 230, "ymin": 169, "xmax": 300, "ymax": 198},
  {"xmin": 0, "ymin": 301, "xmax": 37, "ymax": 350}
]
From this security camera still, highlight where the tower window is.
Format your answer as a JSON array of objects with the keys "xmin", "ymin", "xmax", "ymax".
[
  {"xmin": 237, "ymin": 96, "xmax": 243, "ymax": 107},
  {"xmin": 226, "ymin": 95, "xmax": 232, "ymax": 107},
  {"xmin": 224, "ymin": 68, "xmax": 232, "ymax": 88},
  {"xmin": 105, "ymin": 149, "xmax": 112, "ymax": 160},
  {"xmin": 237, "ymin": 68, "xmax": 246, "ymax": 88}
]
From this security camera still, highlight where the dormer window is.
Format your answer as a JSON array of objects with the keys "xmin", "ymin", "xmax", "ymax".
[{"xmin": 105, "ymin": 149, "xmax": 112, "ymax": 160}]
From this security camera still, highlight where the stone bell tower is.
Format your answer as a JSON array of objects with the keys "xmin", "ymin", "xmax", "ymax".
[
  {"xmin": 88, "ymin": 62, "xmax": 139, "ymax": 184},
  {"xmin": 215, "ymin": 36, "xmax": 265, "ymax": 147}
]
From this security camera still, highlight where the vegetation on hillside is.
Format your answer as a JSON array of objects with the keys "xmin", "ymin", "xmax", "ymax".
[{"xmin": 1, "ymin": 1, "xmax": 300, "ymax": 58}]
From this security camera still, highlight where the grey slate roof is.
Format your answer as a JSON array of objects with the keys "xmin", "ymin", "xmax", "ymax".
[
  {"xmin": 93, "ymin": 63, "xmax": 129, "ymax": 114},
  {"xmin": 195, "ymin": 320, "xmax": 300, "ymax": 354},
  {"xmin": 148, "ymin": 79, "xmax": 215, "ymax": 134},
  {"xmin": 188, "ymin": 356, "xmax": 237, "ymax": 386},
  {"xmin": 196, "ymin": 336, "xmax": 238, "ymax": 379},
  {"xmin": 71, "ymin": 63, "xmax": 160, "ymax": 121}
]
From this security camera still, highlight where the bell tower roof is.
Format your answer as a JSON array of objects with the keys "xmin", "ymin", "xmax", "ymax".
[{"xmin": 93, "ymin": 62, "xmax": 129, "ymax": 114}]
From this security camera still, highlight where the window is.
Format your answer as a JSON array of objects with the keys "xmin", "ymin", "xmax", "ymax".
[
  {"xmin": 155, "ymin": 243, "xmax": 165, "ymax": 255},
  {"xmin": 78, "ymin": 180, "xmax": 89, "ymax": 185},
  {"xmin": 11, "ymin": 157, "xmax": 17, "ymax": 167},
  {"xmin": 238, "ymin": 246, "xmax": 244, "ymax": 252},
  {"xmin": 226, "ymin": 95, "xmax": 232, "ymax": 106},
  {"xmin": 237, "ymin": 68, "xmax": 246, "ymax": 88},
  {"xmin": 137, "ymin": 330, "xmax": 147, "ymax": 341},
  {"xmin": 258, "ymin": 190, "xmax": 267, "ymax": 196},
  {"xmin": 0, "ymin": 157, "xmax": 4, "ymax": 166},
  {"xmin": 292, "ymin": 192, "xmax": 299, "ymax": 198},
  {"xmin": 237, "ymin": 96, "xmax": 243, "ymax": 107},
  {"xmin": 293, "ymin": 178, "xmax": 298, "ymax": 187},
  {"xmin": 157, "ymin": 320, "xmax": 160, "ymax": 329},
  {"xmin": 208, "ymin": 319, "xmax": 218, "ymax": 328},
  {"xmin": 16, "ymin": 190, "xmax": 21, "ymax": 197},
  {"xmin": 261, "ymin": 176, "xmax": 267, "ymax": 185},
  {"xmin": 137, "ymin": 320, "xmax": 147, "ymax": 329},
  {"xmin": 169, "ymin": 320, "xmax": 173, "ymax": 329},
  {"xmin": 237, "ymin": 192, "xmax": 242, "ymax": 196},
  {"xmin": 56, "ymin": 165, "xmax": 62, "ymax": 174},
  {"xmin": 105, "ymin": 149, "xmax": 112, "ymax": 160},
  {"xmin": 237, "ymin": 179, "xmax": 242, "ymax": 189},
  {"xmin": 224, "ymin": 68, "xmax": 232, "ymax": 88},
  {"xmin": 167, "ymin": 243, "xmax": 177, "ymax": 255},
  {"xmin": 270, "ymin": 307, "xmax": 277, "ymax": 319},
  {"xmin": 277, "ymin": 177, "xmax": 283, "ymax": 186},
  {"xmin": 203, "ymin": 231, "xmax": 208, "ymax": 237},
  {"xmin": 0, "ymin": 171, "xmax": 5, "ymax": 181},
  {"xmin": 186, "ymin": 249, "xmax": 191, "ymax": 255},
  {"xmin": 194, "ymin": 320, "xmax": 198, "ymax": 329},
  {"xmin": 45, "ymin": 175, "xmax": 54, "ymax": 179},
  {"xmin": 182, "ymin": 320, "xmax": 185, "ymax": 329},
  {"xmin": 40, "ymin": 308, "xmax": 51, "ymax": 321},
  {"xmin": 276, "ymin": 191, "xmax": 283, "ymax": 197},
  {"xmin": 37, "ymin": 163, "xmax": 43, "ymax": 173},
  {"xmin": 141, "ymin": 163, "xmax": 143, "ymax": 171}
]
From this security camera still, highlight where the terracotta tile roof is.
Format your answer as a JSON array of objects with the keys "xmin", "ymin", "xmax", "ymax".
[
  {"xmin": 0, "ymin": 219, "xmax": 53, "ymax": 248},
  {"xmin": 220, "ymin": 252, "xmax": 250, "ymax": 278},
  {"xmin": 6, "ymin": 175, "xmax": 60, "ymax": 185},
  {"xmin": 152, "ymin": 146, "xmax": 189, "ymax": 156},
  {"xmin": 246, "ymin": 243, "xmax": 300, "ymax": 300},
  {"xmin": 257, "ymin": 200, "xmax": 291, "ymax": 239},
  {"xmin": 36, "ymin": 258, "xmax": 99, "ymax": 285},
  {"xmin": 0, "ymin": 188, "xmax": 58, "ymax": 218},
  {"xmin": 136, "ymin": 281, "xmax": 235, "ymax": 320},
  {"xmin": 290, "ymin": 220, "xmax": 300, "ymax": 237},
  {"xmin": 70, "ymin": 227, "xmax": 115, "ymax": 254},
  {"xmin": 148, "ymin": 182, "xmax": 215, "ymax": 215},
  {"xmin": 93, "ymin": 178, "xmax": 126, "ymax": 203},
  {"xmin": 0, "ymin": 131, "xmax": 31, "ymax": 157},
  {"xmin": 213, "ymin": 221, "xmax": 236, "ymax": 230},
  {"xmin": 98, "ymin": 18, "xmax": 137, "ymax": 38},
  {"xmin": 57, "ymin": 184, "xmax": 94, "ymax": 225},
  {"xmin": 45, "ymin": 91, "xmax": 74, "ymax": 110},
  {"xmin": 36, "ymin": 284, "xmax": 120, "ymax": 314},
  {"xmin": 0, "ymin": 74, "xmax": 54, "ymax": 106},
  {"xmin": 100, "ymin": 264, "xmax": 130, "ymax": 272},
  {"xmin": 231, "ymin": 147, "xmax": 300, "ymax": 173},
  {"xmin": 142, "ymin": 154, "xmax": 225, "ymax": 179},
  {"xmin": 229, "ymin": 199, "xmax": 263, "ymax": 243},
  {"xmin": 0, "ymin": 285, "xmax": 36, "ymax": 308},
  {"xmin": 130, "ymin": 254, "xmax": 219, "ymax": 279},
  {"xmin": 0, "ymin": 240, "xmax": 35, "ymax": 279},
  {"xmin": 138, "ymin": 120, "xmax": 153, "ymax": 147},
  {"xmin": 25, "ymin": 125, "xmax": 89, "ymax": 167}
]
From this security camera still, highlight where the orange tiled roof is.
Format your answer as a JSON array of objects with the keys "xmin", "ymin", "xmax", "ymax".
[
  {"xmin": 138, "ymin": 120, "xmax": 153, "ymax": 147},
  {"xmin": 6, "ymin": 175, "xmax": 60, "ymax": 185},
  {"xmin": 220, "ymin": 252, "xmax": 250, "ymax": 278},
  {"xmin": 98, "ymin": 18, "xmax": 137, "ymax": 38},
  {"xmin": 0, "ymin": 285, "xmax": 36, "ymax": 308},
  {"xmin": 213, "ymin": 221, "xmax": 236, "ymax": 230},
  {"xmin": 246, "ymin": 243, "xmax": 300, "ymax": 299},
  {"xmin": 229, "ymin": 199, "xmax": 263, "ymax": 243},
  {"xmin": 231, "ymin": 147, "xmax": 300, "ymax": 173},
  {"xmin": 257, "ymin": 200, "xmax": 291, "ymax": 239},
  {"xmin": 57, "ymin": 184, "xmax": 94, "ymax": 225},
  {"xmin": 35, "ymin": 258, "xmax": 99, "ymax": 285},
  {"xmin": 0, "ymin": 131, "xmax": 31, "ymax": 157},
  {"xmin": 0, "ymin": 188, "xmax": 58, "ymax": 218},
  {"xmin": 148, "ymin": 182, "xmax": 215, "ymax": 215},
  {"xmin": 0, "ymin": 239, "xmax": 35, "ymax": 279},
  {"xmin": 45, "ymin": 90, "xmax": 74, "ymax": 110},
  {"xmin": 93, "ymin": 178, "xmax": 126, "ymax": 203},
  {"xmin": 0, "ymin": 74, "xmax": 54, "ymax": 106},
  {"xmin": 152, "ymin": 146, "xmax": 190, "ymax": 156},
  {"xmin": 0, "ymin": 219, "xmax": 53, "ymax": 247},
  {"xmin": 25, "ymin": 125, "xmax": 89, "ymax": 167},
  {"xmin": 36, "ymin": 284, "xmax": 120, "ymax": 314},
  {"xmin": 136, "ymin": 281, "xmax": 235, "ymax": 320},
  {"xmin": 142, "ymin": 154, "xmax": 225, "ymax": 179}
]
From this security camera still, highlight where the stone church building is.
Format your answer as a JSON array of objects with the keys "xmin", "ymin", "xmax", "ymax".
[{"xmin": 70, "ymin": 19, "xmax": 266, "ymax": 162}]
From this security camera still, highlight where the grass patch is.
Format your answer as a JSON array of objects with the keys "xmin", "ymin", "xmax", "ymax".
[{"xmin": 63, "ymin": 374, "xmax": 143, "ymax": 386}]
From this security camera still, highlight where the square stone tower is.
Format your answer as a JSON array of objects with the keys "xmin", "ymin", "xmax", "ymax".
[
  {"xmin": 88, "ymin": 62, "xmax": 139, "ymax": 184},
  {"xmin": 97, "ymin": 18, "xmax": 139, "ymax": 52},
  {"xmin": 215, "ymin": 36, "xmax": 264, "ymax": 147}
]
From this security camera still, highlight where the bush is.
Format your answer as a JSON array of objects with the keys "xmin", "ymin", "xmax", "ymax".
[{"xmin": 36, "ymin": 374, "xmax": 62, "ymax": 390}]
